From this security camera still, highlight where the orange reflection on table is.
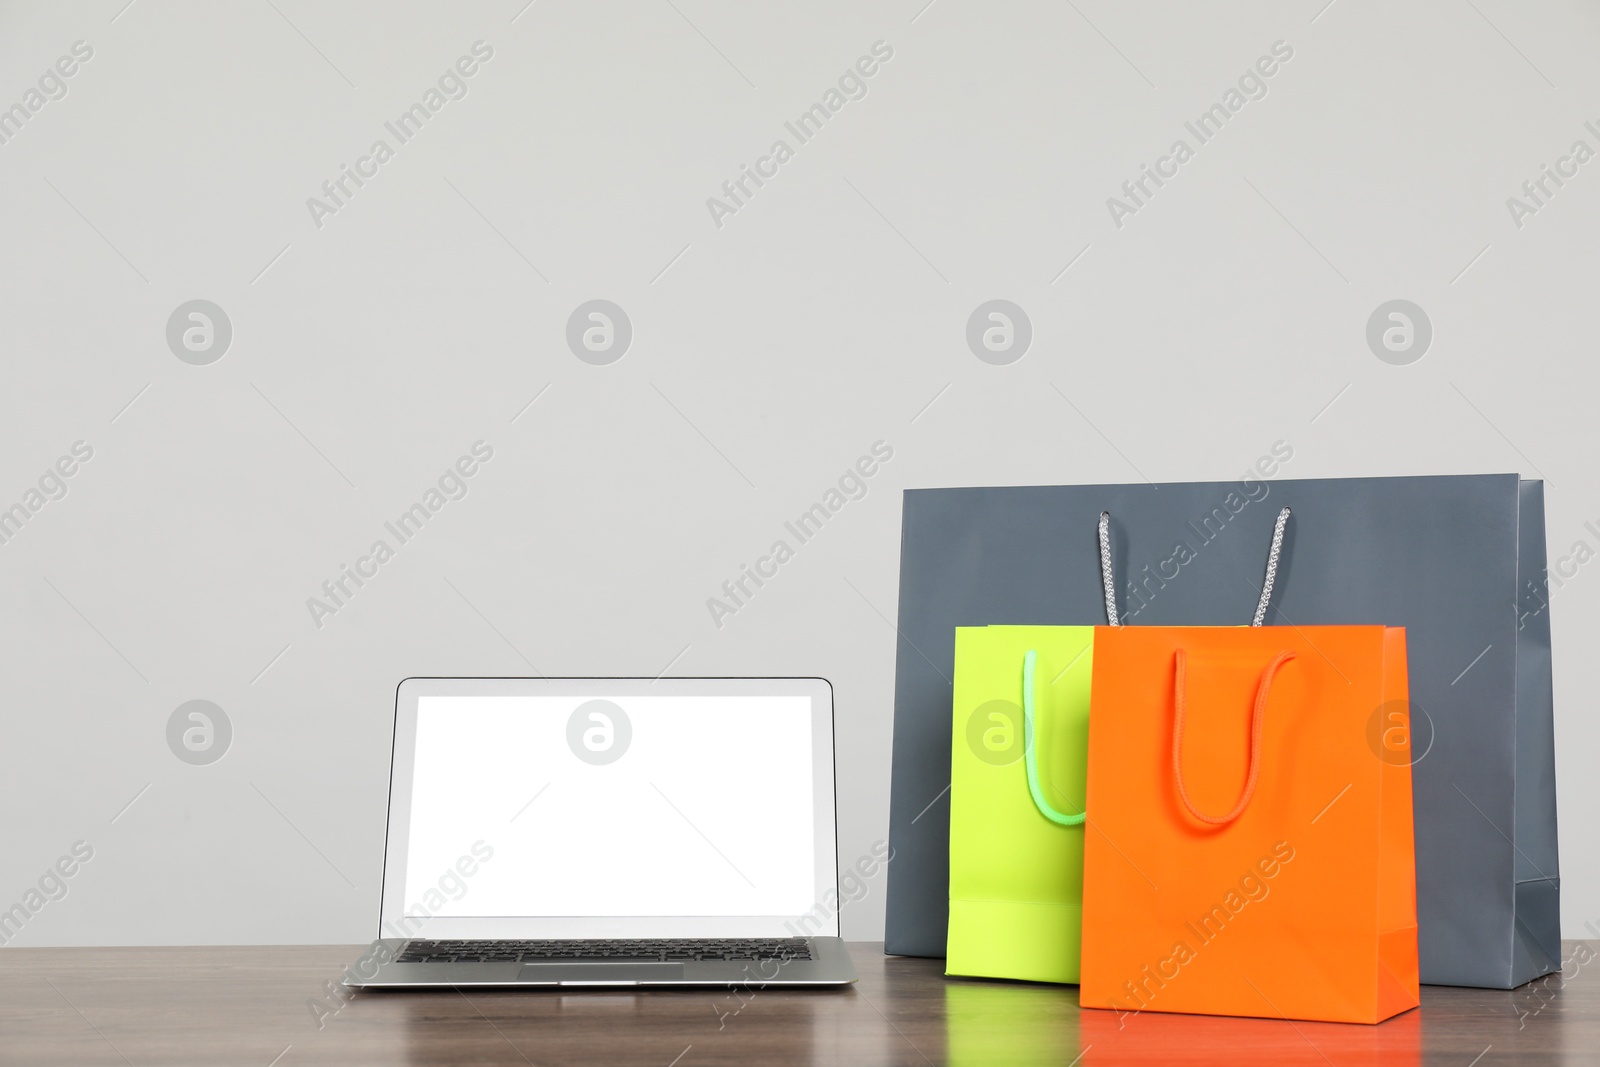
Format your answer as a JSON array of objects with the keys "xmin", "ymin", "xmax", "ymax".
[{"xmin": 1076, "ymin": 1001, "xmax": 1421, "ymax": 1066}]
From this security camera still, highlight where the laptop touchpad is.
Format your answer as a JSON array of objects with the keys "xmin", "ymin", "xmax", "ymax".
[{"xmin": 518, "ymin": 963, "xmax": 685, "ymax": 984}]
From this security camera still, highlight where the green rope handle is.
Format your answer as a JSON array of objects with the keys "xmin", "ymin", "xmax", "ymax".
[{"xmin": 1023, "ymin": 649, "xmax": 1086, "ymax": 826}]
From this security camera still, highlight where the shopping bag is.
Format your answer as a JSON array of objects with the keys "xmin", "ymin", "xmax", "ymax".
[
  {"xmin": 947, "ymin": 625, "xmax": 1092, "ymax": 983},
  {"xmin": 884, "ymin": 473, "xmax": 1556, "ymax": 991},
  {"xmin": 1077, "ymin": 512, "xmax": 1420, "ymax": 1023}
]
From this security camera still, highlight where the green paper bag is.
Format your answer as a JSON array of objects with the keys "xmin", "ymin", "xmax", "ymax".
[{"xmin": 947, "ymin": 625, "xmax": 1093, "ymax": 984}]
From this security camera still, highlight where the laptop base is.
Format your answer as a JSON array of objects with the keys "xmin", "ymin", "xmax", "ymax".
[{"xmin": 345, "ymin": 936, "xmax": 858, "ymax": 988}]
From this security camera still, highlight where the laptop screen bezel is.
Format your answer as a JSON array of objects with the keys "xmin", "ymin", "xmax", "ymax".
[{"xmin": 379, "ymin": 676, "xmax": 840, "ymax": 940}]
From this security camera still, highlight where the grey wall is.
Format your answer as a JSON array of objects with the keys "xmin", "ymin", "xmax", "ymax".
[{"xmin": 2, "ymin": 0, "xmax": 1597, "ymax": 946}]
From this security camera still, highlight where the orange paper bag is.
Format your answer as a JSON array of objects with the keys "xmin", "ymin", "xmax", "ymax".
[{"xmin": 1078, "ymin": 623, "xmax": 1419, "ymax": 1024}]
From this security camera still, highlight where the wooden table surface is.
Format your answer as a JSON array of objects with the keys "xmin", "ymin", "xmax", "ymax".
[{"xmin": 2, "ymin": 941, "xmax": 1596, "ymax": 1065}]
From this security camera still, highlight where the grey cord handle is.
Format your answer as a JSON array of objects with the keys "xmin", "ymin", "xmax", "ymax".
[
  {"xmin": 1097, "ymin": 506, "xmax": 1291, "ymax": 627},
  {"xmin": 1097, "ymin": 511, "xmax": 1120, "ymax": 627},
  {"xmin": 1251, "ymin": 505, "xmax": 1292, "ymax": 627}
]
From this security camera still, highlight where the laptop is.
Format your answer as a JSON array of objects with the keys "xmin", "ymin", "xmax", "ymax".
[{"xmin": 347, "ymin": 676, "xmax": 858, "ymax": 988}]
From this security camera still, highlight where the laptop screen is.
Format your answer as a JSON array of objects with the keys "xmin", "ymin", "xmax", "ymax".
[{"xmin": 383, "ymin": 681, "xmax": 835, "ymax": 938}]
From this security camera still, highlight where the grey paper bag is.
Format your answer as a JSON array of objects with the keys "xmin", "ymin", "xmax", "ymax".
[{"xmin": 883, "ymin": 472, "xmax": 1558, "ymax": 989}]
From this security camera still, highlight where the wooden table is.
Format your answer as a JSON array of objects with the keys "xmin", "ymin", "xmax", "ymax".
[{"xmin": 2, "ymin": 942, "xmax": 1594, "ymax": 1065}]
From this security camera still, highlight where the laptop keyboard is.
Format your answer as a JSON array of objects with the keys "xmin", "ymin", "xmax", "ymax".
[{"xmin": 395, "ymin": 938, "xmax": 814, "ymax": 964}]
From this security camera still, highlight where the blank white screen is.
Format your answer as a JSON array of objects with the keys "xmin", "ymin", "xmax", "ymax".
[{"xmin": 404, "ymin": 695, "xmax": 815, "ymax": 918}]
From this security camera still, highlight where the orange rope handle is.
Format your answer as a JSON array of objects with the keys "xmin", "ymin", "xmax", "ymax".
[{"xmin": 1171, "ymin": 648, "xmax": 1297, "ymax": 826}]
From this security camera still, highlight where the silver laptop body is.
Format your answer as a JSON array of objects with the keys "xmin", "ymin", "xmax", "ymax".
[{"xmin": 347, "ymin": 677, "xmax": 857, "ymax": 988}]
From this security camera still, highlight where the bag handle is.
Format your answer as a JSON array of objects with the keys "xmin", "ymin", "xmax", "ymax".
[
  {"xmin": 1098, "ymin": 505, "xmax": 1292, "ymax": 626},
  {"xmin": 1022, "ymin": 649, "xmax": 1086, "ymax": 827},
  {"xmin": 1171, "ymin": 648, "xmax": 1296, "ymax": 826}
]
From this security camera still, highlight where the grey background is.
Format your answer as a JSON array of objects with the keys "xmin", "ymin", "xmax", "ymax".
[{"xmin": 0, "ymin": 0, "xmax": 1595, "ymax": 946}]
